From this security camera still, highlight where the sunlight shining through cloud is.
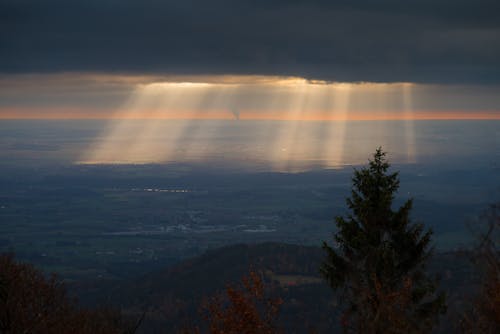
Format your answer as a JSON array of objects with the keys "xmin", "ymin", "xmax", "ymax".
[{"xmin": 80, "ymin": 76, "xmax": 419, "ymax": 170}]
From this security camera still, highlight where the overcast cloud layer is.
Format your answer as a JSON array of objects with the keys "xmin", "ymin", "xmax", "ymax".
[{"xmin": 1, "ymin": 0, "xmax": 499, "ymax": 84}]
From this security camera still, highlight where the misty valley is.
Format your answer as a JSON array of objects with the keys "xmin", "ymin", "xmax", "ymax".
[
  {"xmin": 0, "ymin": 160, "xmax": 495, "ymax": 277},
  {"xmin": 2, "ymin": 1, "xmax": 499, "ymax": 331},
  {"xmin": 0, "ymin": 120, "xmax": 498, "ymax": 332}
]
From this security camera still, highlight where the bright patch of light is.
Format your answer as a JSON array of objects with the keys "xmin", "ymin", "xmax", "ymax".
[{"xmin": 80, "ymin": 76, "xmax": 419, "ymax": 170}]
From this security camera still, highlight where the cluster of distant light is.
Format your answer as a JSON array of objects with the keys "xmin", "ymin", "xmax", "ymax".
[
  {"xmin": 133, "ymin": 188, "xmax": 191, "ymax": 193},
  {"xmin": 80, "ymin": 75, "xmax": 418, "ymax": 170}
]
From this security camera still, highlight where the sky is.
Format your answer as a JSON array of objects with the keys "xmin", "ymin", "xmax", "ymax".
[{"xmin": 0, "ymin": 0, "xmax": 499, "ymax": 120}]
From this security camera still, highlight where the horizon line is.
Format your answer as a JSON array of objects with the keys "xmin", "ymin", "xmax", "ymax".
[{"xmin": 1, "ymin": 112, "xmax": 499, "ymax": 121}]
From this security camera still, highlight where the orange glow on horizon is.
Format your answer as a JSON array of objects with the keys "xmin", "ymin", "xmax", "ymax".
[
  {"xmin": 0, "ymin": 107, "xmax": 498, "ymax": 121},
  {"xmin": 2, "ymin": 75, "xmax": 499, "ymax": 121}
]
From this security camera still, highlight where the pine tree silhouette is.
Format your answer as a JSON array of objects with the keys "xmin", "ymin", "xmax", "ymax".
[{"xmin": 321, "ymin": 148, "xmax": 446, "ymax": 333}]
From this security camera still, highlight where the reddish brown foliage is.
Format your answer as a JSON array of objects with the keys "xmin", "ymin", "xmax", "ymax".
[
  {"xmin": 197, "ymin": 271, "xmax": 282, "ymax": 334},
  {"xmin": 0, "ymin": 254, "xmax": 124, "ymax": 334},
  {"xmin": 461, "ymin": 204, "xmax": 500, "ymax": 333},
  {"xmin": 462, "ymin": 268, "xmax": 500, "ymax": 334},
  {"xmin": 343, "ymin": 274, "xmax": 417, "ymax": 333}
]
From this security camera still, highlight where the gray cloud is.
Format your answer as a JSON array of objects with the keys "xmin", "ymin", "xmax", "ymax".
[{"xmin": 1, "ymin": 0, "xmax": 499, "ymax": 84}]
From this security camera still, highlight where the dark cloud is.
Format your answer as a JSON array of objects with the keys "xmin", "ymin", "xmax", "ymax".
[{"xmin": 1, "ymin": 0, "xmax": 499, "ymax": 83}]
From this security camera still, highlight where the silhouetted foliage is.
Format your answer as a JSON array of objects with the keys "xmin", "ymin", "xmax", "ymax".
[
  {"xmin": 461, "ymin": 203, "xmax": 500, "ymax": 333},
  {"xmin": 0, "ymin": 276, "xmax": 6, "ymax": 304},
  {"xmin": 0, "ymin": 254, "xmax": 127, "ymax": 334},
  {"xmin": 321, "ymin": 148, "xmax": 446, "ymax": 333},
  {"xmin": 185, "ymin": 270, "xmax": 282, "ymax": 334}
]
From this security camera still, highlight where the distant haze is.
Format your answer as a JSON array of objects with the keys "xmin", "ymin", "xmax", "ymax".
[
  {"xmin": 0, "ymin": 74, "xmax": 498, "ymax": 120},
  {"xmin": 0, "ymin": 119, "xmax": 497, "ymax": 173}
]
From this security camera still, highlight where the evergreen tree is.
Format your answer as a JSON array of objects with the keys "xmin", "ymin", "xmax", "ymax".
[{"xmin": 321, "ymin": 148, "xmax": 446, "ymax": 333}]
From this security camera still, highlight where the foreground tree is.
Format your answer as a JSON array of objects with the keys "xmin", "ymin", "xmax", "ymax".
[
  {"xmin": 183, "ymin": 271, "xmax": 282, "ymax": 334},
  {"xmin": 0, "ymin": 254, "xmax": 128, "ymax": 334},
  {"xmin": 321, "ymin": 148, "xmax": 446, "ymax": 333},
  {"xmin": 461, "ymin": 203, "xmax": 499, "ymax": 333}
]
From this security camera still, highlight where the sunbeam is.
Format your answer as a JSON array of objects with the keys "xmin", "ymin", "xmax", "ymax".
[
  {"xmin": 402, "ymin": 83, "xmax": 417, "ymax": 163},
  {"xmin": 323, "ymin": 83, "xmax": 352, "ymax": 168},
  {"xmin": 271, "ymin": 79, "xmax": 309, "ymax": 171},
  {"xmin": 79, "ymin": 76, "xmax": 426, "ymax": 170}
]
